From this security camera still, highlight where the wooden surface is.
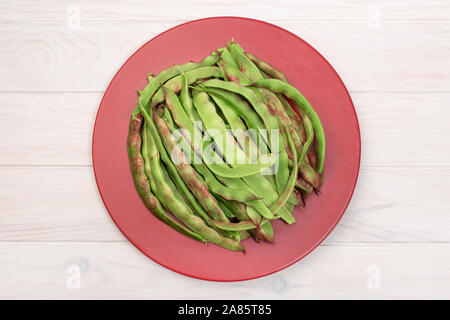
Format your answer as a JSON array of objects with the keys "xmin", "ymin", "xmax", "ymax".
[{"xmin": 0, "ymin": 1, "xmax": 449, "ymax": 299}]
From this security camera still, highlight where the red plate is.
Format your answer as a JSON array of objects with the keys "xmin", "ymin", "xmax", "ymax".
[{"xmin": 92, "ymin": 17, "xmax": 360, "ymax": 281}]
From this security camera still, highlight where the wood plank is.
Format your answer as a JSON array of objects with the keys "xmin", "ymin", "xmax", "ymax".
[
  {"xmin": 0, "ymin": 242, "xmax": 448, "ymax": 299},
  {"xmin": 0, "ymin": 93, "xmax": 99, "ymax": 166},
  {"xmin": 0, "ymin": 22, "xmax": 448, "ymax": 92},
  {"xmin": 1, "ymin": 92, "xmax": 449, "ymax": 167},
  {"xmin": 1, "ymin": 0, "xmax": 449, "ymax": 22},
  {"xmin": 0, "ymin": 166, "xmax": 449, "ymax": 243},
  {"xmin": 356, "ymin": 92, "xmax": 450, "ymax": 166},
  {"xmin": 0, "ymin": 167, "xmax": 123, "ymax": 241},
  {"xmin": 326, "ymin": 167, "xmax": 450, "ymax": 243}
]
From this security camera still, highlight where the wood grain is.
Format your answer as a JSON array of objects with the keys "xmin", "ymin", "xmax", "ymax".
[
  {"xmin": 0, "ymin": 167, "xmax": 122, "ymax": 241},
  {"xmin": 0, "ymin": 242, "xmax": 448, "ymax": 299},
  {"xmin": 0, "ymin": 22, "xmax": 449, "ymax": 92},
  {"xmin": 0, "ymin": 93, "xmax": 99, "ymax": 166},
  {"xmin": 1, "ymin": 0, "xmax": 449, "ymax": 22}
]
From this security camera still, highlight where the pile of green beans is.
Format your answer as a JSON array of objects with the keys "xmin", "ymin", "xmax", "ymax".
[{"xmin": 127, "ymin": 41, "xmax": 325, "ymax": 252}]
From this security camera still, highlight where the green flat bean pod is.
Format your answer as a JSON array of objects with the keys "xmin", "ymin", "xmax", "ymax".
[
  {"xmin": 248, "ymin": 79, "xmax": 326, "ymax": 174},
  {"xmin": 128, "ymin": 40, "xmax": 325, "ymax": 251}
]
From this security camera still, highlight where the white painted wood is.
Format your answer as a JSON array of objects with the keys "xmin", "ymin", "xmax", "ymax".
[
  {"xmin": 0, "ymin": 22, "xmax": 449, "ymax": 92},
  {"xmin": 0, "ymin": 0, "xmax": 449, "ymax": 299},
  {"xmin": 0, "ymin": 93, "xmax": 100, "ymax": 166},
  {"xmin": 0, "ymin": 167, "xmax": 122, "ymax": 241},
  {"xmin": 1, "ymin": 0, "xmax": 449, "ymax": 22},
  {"xmin": 0, "ymin": 166, "xmax": 449, "ymax": 243},
  {"xmin": 0, "ymin": 242, "xmax": 448, "ymax": 299}
]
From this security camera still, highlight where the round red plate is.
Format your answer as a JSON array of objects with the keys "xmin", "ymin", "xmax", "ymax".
[{"xmin": 92, "ymin": 17, "xmax": 360, "ymax": 281}]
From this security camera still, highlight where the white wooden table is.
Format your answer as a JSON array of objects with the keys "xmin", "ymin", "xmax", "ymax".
[{"xmin": 1, "ymin": 0, "xmax": 449, "ymax": 299}]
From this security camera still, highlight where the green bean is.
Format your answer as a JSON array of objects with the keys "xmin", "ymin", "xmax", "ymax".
[
  {"xmin": 307, "ymin": 138, "xmax": 319, "ymax": 171},
  {"xmin": 275, "ymin": 206, "xmax": 296, "ymax": 224},
  {"xmin": 192, "ymin": 90, "xmax": 247, "ymax": 163},
  {"xmin": 153, "ymin": 108, "xmax": 231, "ymax": 225},
  {"xmin": 212, "ymin": 48, "xmax": 273, "ymax": 142},
  {"xmin": 193, "ymin": 159, "xmax": 260, "ymax": 202},
  {"xmin": 192, "ymin": 90, "xmax": 276, "ymax": 177},
  {"xmin": 208, "ymin": 92, "xmax": 260, "ymax": 162},
  {"xmin": 242, "ymin": 175, "xmax": 278, "ymax": 210},
  {"xmin": 154, "ymin": 106, "xmax": 240, "ymax": 242},
  {"xmin": 227, "ymin": 41, "xmax": 264, "ymax": 82},
  {"xmin": 149, "ymin": 75, "xmax": 234, "ymax": 225},
  {"xmin": 215, "ymin": 199, "xmax": 260, "ymax": 240},
  {"xmin": 218, "ymin": 47, "xmax": 239, "ymax": 69},
  {"xmin": 138, "ymin": 52, "xmax": 219, "ymax": 110},
  {"xmin": 138, "ymin": 103, "xmax": 216, "ymax": 226},
  {"xmin": 296, "ymin": 190, "xmax": 305, "ymax": 207},
  {"xmin": 200, "ymin": 79, "xmax": 290, "ymax": 192},
  {"xmin": 143, "ymin": 117, "xmax": 243, "ymax": 251},
  {"xmin": 248, "ymin": 79, "xmax": 326, "ymax": 174},
  {"xmin": 127, "ymin": 112, "xmax": 204, "ymax": 242},
  {"xmin": 151, "ymin": 66, "xmax": 224, "ymax": 107},
  {"xmin": 178, "ymin": 70, "xmax": 196, "ymax": 120},
  {"xmin": 167, "ymin": 66, "xmax": 224, "ymax": 92},
  {"xmin": 296, "ymin": 176, "xmax": 314, "ymax": 194},
  {"xmin": 259, "ymin": 219, "xmax": 274, "ymax": 243},
  {"xmin": 251, "ymin": 87, "xmax": 291, "ymax": 194},
  {"xmin": 221, "ymin": 200, "xmax": 248, "ymax": 221},
  {"xmin": 208, "ymin": 159, "xmax": 276, "ymax": 178},
  {"xmin": 228, "ymin": 41, "xmax": 303, "ymax": 162},
  {"xmin": 244, "ymin": 52, "xmax": 288, "ymax": 82},
  {"xmin": 162, "ymin": 86, "xmax": 199, "ymax": 149},
  {"xmin": 162, "ymin": 112, "xmax": 262, "ymax": 204},
  {"xmin": 237, "ymin": 64, "xmax": 320, "ymax": 187},
  {"xmin": 207, "ymin": 169, "xmax": 274, "ymax": 220},
  {"xmin": 212, "ymin": 62, "xmax": 292, "ymax": 193},
  {"xmin": 216, "ymin": 199, "xmax": 235, "ymax": 218},
  {"xmin": 272, "ymin": 93, "xmax": 320, "ymax": 187},
  {"xmin": 190, "ymin": 90, "xmax": 279, "ymax": 219},
  {"xmin": 287, "ymin": 190, "xmax": 301, "ymax": 206},
  {"xmin": 143, "ymin": 121, "xmax": 189, "ymax": 213},
  {"xmin": 241, "ymin": 52, "xmax": 314, "ymax": 162},
  {"xmin": 285, "ymin": 202, "xmax": 295, "ymax": 213},
  {"xmin": 217, "ymin": 47, "xmax": 250, "ymax": 84},
  {"xmin": 247, "ymin": 207, "xmax": 274, "ymax": 243},
  {"xmin": 239, "ymin": 230, "xmax": 251, "ymax": 241},
  {"xmin": 298, "ymin": 161, "xmax": 320, "ymax": 190},
  {"xmin": 213, "ymin": 167, "xmax": 278, "ymax": 220},
  {"xmin": 259, "ymin": 90, "xmax": 303, "ymax": 160},
  {"xmin": 200, "ymin": 80, "xmax": 281, "ymax": 149},
  {"xmin": 216, "ymin": 200, "xmax": 262, "ymax": 242},
  {"xmin": 196, "ymin": 87, "xmax": 268, "ymax": 147},
  {"xmin": 209, "ymin": 50, "xmax": 272, "ymax": 151},
  {"xmin": 299, "ymin": 115, "xmax": 314, "ymax": 165},
  {"xmin": 164, "ymin": 86, "xmax": 272, "ymax": 178},
  {"xmin": 163, "ymin": 107, "xmax": 174, "ymax": 128},
  {"xmin": 277, "ymin": 94, "xmax": 306, "ymax": 152},
  {"xmin": 269, "ymin": 129, "xmax": 298, "ymax": 213}
]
